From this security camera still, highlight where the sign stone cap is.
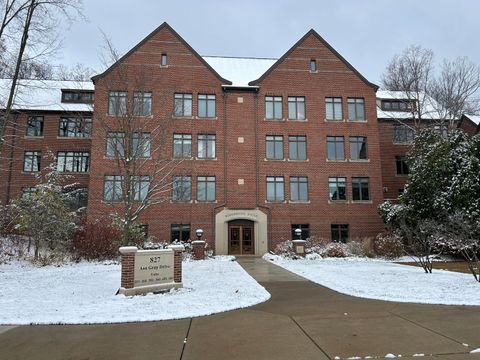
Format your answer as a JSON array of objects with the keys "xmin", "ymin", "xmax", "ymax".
[
  {"xmin": 119, "ymin": 246, "xmax": 138, "ymax": 254},
  {"xmin": 292, "ymin": 240, "xmax": 307, "ymax": 244},
  {"xmin": 167, "ymin": 244, "xmax": 185, "ymax": 251},
  {"xmin": 191, "ymin": 240, "xmax": 206, "ymax": 245}
]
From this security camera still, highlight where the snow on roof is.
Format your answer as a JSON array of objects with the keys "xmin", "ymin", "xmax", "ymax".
[
  {"xmin": 202, "ymin": 56, "xmax": 277, "ymax": 87},
  {"xmin": 376, "ymin": 90, "xmax": 442, "ymax": 120},
  {"xmin": 463, "ymin": 114, "xmax": 480, "ymax": 125},
  {"xmin": 0, "ymin": 79, "xmax": 94, "ymax": 112}
]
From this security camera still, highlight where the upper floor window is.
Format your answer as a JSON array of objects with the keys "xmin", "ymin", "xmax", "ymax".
[
  {"xmin": 197, "ymin": 176, "xmax": 216, "ymax": 202},
  {"xmin": 174, "ymin": 93, "xmax": 192, "ymax": 117},
  {"xmin": 288, "ymin": 96, "xmax": 305, "ymax": 120},
  {"xmin": 198, "ymin": 94, "xmax": 216, "ymax": 118},
  {"xmin": 21, "ymin": 187, "xmax": 36, "ymax": 200},
  {"xmin": 131, "ymin": 175, "xmax": 150, "ymax": 201},
  {"xmin": 266, "ymin": 135, "xmax": 284, "ymax": 160},
  {"xmin": 197, "ymin": 134, "xmax": 216, "ymax": 159},
  {"xmin": 172, "ymin": 176, "xmax": 192, "ymax": 202},
  {"xmin": 24, "ymin": 151, "xmax": 41, "ymax": 172},
  {"xmin": 108, "ymin": 91, "xmax": 127, "ymax": 116},
  {"xmin": 327, "ymin": 136, "xmax": 345, "ymax": 161},
  {"xmin": 173, "ymin": 133, "xmax": 192, "ymax": 159},
  {"xmin": 106, "ymin": 132, "xmax": 125, "ymax": 157},
  {"xmin": 161, "ymin": 53, "xmax": 167, "ymax": 66},
  {"xmin": 290, "ymin": 176, "xmax": 308, "ymax": 202},
  {"xmin": 328, "ymin": 176, "xmax": 346, "ymax": 201},
  {"xmin": 331, "ymin": 224, "xmax": 349, "ymax": 243},
  {"xmin": 265, "ymin": 96, "xmax": 282, "ymax": 120},
  {"xmin": 26, "ymin": 116, "xmax": 43, "ymax": 136},
  {"xmin": 104, "ymin": 175, "xmax": 123, "ymax": 202},
  {"xmin": 393, "ymin": 124, "xmax": 415, "ymax": 144},
  {"xmin": 347, "ymin": 98, "xmax": 365, "ymax": 121},
  {"xmin": 64, "ymin": 187, "xmax": 88, "ymax": 210},
  {"xmin": 381, "ymin": 100, "xmax": 415, "ymax": 111},
  {"xmin": 349, "ymin": 136, "xmax": 368, "ymax": 160},
  {"xmin": 62, "ymin": 90, "xmax": 94, "ymax": 103},
  {"xmin": 325, "ymin": 97, "xmax": 342, "ymax": 121},
  {"xmin": 288, "ymin": 135, "xmax": 307, "ymax": 160},
  {"xmin": 310, "ymin": 59, "xmax": 317, "ymax": 72},
  {"xmin": 266, "ymin": 176, "xmax": 284, "ymax": 202},
  {"xmin": 57, "ymin": 151, "xmax": 90, "ymax": 173},
  {"xmin": 352, "ymin": 177, "xmax": 370, "ymax": 201},
  {"xmin": 396, "ymin": 156, "xmax": 409, "ymax": 175},
  {"xmin": 133, "ymin": 91, "xmax": 152, "ymax": 116},
  {"xmin": 132, "ymin": 132, "xmax": 151, "ymax": 158},
  {"xmin": 59, "ymin": 118, "xmax": 92, "ymax": 138}
]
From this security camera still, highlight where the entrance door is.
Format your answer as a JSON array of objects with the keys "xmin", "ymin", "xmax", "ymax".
[{"xmin": 228, "ymin": 220, "xmax": 255, "ymax": 255}]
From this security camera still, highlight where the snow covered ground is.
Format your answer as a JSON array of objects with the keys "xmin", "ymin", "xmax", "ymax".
[
  {"xmin": 264, "ymin": 254, "xmax": 480, "ymax": 306},
  {"xmin": 0, "ymin": 257, "xmax": 270, "ymax": 325}
]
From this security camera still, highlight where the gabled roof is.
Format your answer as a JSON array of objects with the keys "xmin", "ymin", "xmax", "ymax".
[
  {"xmin": 91, "ymin": 22, "xmax": 232, "ymax": 85},
  {"xmin": 248, "ymin": 29, "xmax": 378, "ymax": 90}
]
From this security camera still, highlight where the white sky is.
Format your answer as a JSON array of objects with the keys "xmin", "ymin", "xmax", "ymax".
[{"xmin": 57, "ymin": 0, "xmax": 480, "ymax": 85}]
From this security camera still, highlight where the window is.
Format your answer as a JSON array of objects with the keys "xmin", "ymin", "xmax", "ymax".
[
  {"xmin": 288, "ymin": 96, "xmax": 305, "ymax": 120},
  {"xmin": 290, "ymin": 176, "xmax": 308, "ymax": 202},
  {"xmin": 398, "ymin": 188, "xmax": 404, "ymax": 196},
  {"xmin": 347, "ymin": 98, "xmax": 365, "ymax": 121},
  {"xmin": 23, "ymin": 151, "xmax": 41, "ymax": 172},
  {"xmin": 434, "ymin": 125, "xmax": 449, "ymax": 139},
  {"xmin": 133, "ymin": 92, "xmax": 152, "ymax": 116},
  {"xmin": 171, "ymin": 224, "xmax": 190, "ymax": 242},
  {"xmin": 21, "ymin": 187, "xmax": 36, "ymax": 199},
  {"xmin": 291, "ymin": 224, "xmax": 310, "ymax": 240},
  {"xmin": 132, "ymin": 176, "xmax": 149, "ymax": 201},
  {"xmin": 310, "ymin": 59, "xmax": 317, "ymax": 72},
  {"xmin": 26, "ymin": 116, "xmax": 43, "ymax": 136},
  {"xmin": 161, "ymin": 53, "xmax": 167, "ymax": 66},
  {"xmin": 352, "ymin": 177, "xmax": 370, "ymax": 201},
  {"xmin": 266, "ymin": 135, "xmax": 284, "ymax": 160},
  {"xmin": 104, "ymin": 175, "xmax": 123, "ymax": 201},
  {"xmin": 62, "ymin": 90, "xmax": 94, "ymax": 103},
  {"xmin": 328, "ymin": 177, "xmax": 346, "ymax": 201},
  {"xmin": 288, "ymin": 136, "xmax": 307, "ymax": 160},
  {"xmin": 197, "ymin": 134, "xmax": 216, "ymax": 159},
  {"xmin": 132, "ymin": 133, "xmax": 151, "ymax": 158},
  {"xmin": 266, "ymin": 176, "xmax": 284, "ymax": 202},
  {"xmin": 325, "ymin": 97, "xmax": 342, "ymax": 121},
  {"xmin": 108, "ymin": 91, "xmax": 127, "ymax": 115},
  {"xmin": 172, "ymin": 176, "xmax": 191, "ymax": 201},
  {"xmin": 393, "ymin": 125, "xmax": 415, "ymax": 144},
  {"xmin": 106, "ymin": 132, "xmax": 125, "ymax": 157},
  {"xmin": 174, "ymin": 93, "xmax": 192, "ymax": 117},
  {"xmin": 349, "ymin": 136, "xmax": 368, "ymax": 160},
  {"xmin": 198, "ymin": 94, "xmax": 216, "ymax": 118},
  {"xmin": 381, "ymin": 100, "xmax": 414, "ymax": 111},
  {"xmin": 396, "ymin": 156, "xmax": 409, "ymax": 175},
  {"xmin": 197, "ymin": 176, "xmax": 215, "ymax": 202},
  {"xmin": 59, "ymin": 118, "xmax": 92, "ymax": 138},
  {"xmin": 64, "ymin": 188, "xmax": 88, "ymax": 210},
  {"xmin": 137, "ymin": 224, "xmax": 149, "ymax": 240},
  {"xmin": 327, "ymin": 136, "xmax": 345, "ymax": 160},
  {"xmin": 173, "ymin": 134, "xmax": 192, "ymax": 159},
  {"xmin": 57, "ymin": 152, "xmax": 90, "ymax": 173},
  {"xmin": 265, "ymin": 96, "xmax": 282, "ymax": 120},
  {"xmin": 331, "ymin": 224, "xmax": 349, "ymax": 243}
]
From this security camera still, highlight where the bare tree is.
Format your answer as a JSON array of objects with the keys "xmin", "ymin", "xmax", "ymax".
[
  {"xmin": 56, "ymin": 62, "xmax": 95, "ymax": 81},
  {"xmin": 94, "ymin": 37, "xmax": 184, "ymax": 246}
]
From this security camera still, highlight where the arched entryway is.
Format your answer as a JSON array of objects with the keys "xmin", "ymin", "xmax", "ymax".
[{"xmin": 228, "ymin": 219, "xmax": 255, "ymax": 255}]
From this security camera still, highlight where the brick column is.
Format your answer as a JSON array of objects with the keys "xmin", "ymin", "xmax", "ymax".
[
  {"xmin": 292, "ymin": 240, "xmax": 307, "ymax": 257},
  {"xmin": 191, "ymin": 240, "xmax": 206, "ymax": 260},
  {"xmin": 119, "ymin": 246, "xmax": 138, "ymax": 289},
  {"xmin": 167, "ymin": 244, "xmax": 185, "ymax": 283}
]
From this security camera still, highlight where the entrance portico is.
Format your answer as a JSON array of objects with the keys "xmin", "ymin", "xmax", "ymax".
[{"xmin": 215, "ymin": 208, "xmax": 268, "ymax": 255}]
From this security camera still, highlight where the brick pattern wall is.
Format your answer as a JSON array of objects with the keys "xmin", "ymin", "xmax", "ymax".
[
  {"xmin": 120, "ymin": 252, "xmax": 135, "ymax": 289},
  {"xmin": 173, "ymin": 249, "xmax": 182, "ymax": 283}
]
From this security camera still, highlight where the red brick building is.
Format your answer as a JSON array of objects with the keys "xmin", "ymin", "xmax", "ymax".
[{"xmin": 1, "ymin": 23, "xmax": 477, "ymax": 255}]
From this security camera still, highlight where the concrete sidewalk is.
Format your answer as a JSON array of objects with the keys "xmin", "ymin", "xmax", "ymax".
[{"xmin": 0, "ymin": 257, "xmax": 479, "ymax": 360}]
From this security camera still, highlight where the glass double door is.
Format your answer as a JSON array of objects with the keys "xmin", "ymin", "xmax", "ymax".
[{"xmin": 228, "ymin": 222, "xmax": 254, "ymax": 255}]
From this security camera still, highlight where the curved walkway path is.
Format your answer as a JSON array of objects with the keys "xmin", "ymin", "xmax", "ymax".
[{"xmin": 1, "ymin": 257, "xmax": 479, "ymax": 359}]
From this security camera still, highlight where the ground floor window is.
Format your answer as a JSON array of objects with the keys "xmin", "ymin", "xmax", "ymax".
[
  {"xmin": 64, "ymin": 187, "xmax": 88, "ymax": 210},
  {"xmin": 291, "ymin": 224, "xmax": 310, "ymax": 240},
  {"xmin": 331, "ymin": 224, "xmax": 349, "ymax": 243},
  {"xmin": 171, "ymin": 224, "xmax": 190, "ymax": 242}
]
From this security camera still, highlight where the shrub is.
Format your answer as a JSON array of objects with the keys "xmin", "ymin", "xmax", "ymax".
[
  {"xmin": 347, "ymin": 237, "xmax": 375, "ymax": 257},
  {"xmin": 374, "ymin": 232, "xmax": 404, "ymax": 259},
  {"xmin": 305, "ymin": 236, "xmax": 329, "ymax": 254},
  {"xmin": 273, "ymin": 240, "xmax": 297, "ymax": 259},
  {"xmin": 321, "ymin": 242, "xmax": 347, "ymax": 258},
  {"xmin": 72, "ymin": 222, "xmax": 122, "ymax": 260}
]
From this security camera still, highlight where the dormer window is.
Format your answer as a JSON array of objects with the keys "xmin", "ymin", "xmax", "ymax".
[
  {"xmin": 62, "ymin": 90, "xmax": 94, "ymax": 103},
  {"xmin": 310, "ymin": 59, "xmax": 317, "ymax": 72},
  {"xmin": 381, "ymin": 99, "xmax": 415, "ymax": 111},
  {"xmin": 161, "ymin": 53, "xmax": 167, "ymax": 66}
]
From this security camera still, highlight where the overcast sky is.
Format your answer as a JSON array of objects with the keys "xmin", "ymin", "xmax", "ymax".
[{"xmin": 58, "ymin": 0, "xmax": 480, "ymax": 85}]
